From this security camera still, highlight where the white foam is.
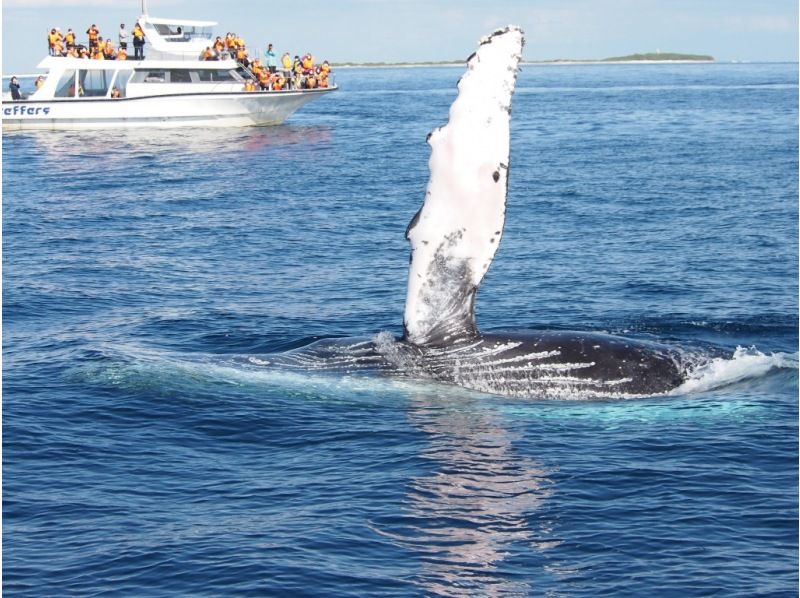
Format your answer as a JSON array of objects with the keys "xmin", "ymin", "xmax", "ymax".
[{"xmin": 672, "ymin": 346, "xmax": 798, "ymax": 395}]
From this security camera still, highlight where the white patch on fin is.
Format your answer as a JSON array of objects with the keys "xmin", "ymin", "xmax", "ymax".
[{"xmin": 403, "ymin": 26, "xmax": 524, "ymax": 346}]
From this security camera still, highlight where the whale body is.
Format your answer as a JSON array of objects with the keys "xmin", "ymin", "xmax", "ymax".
[{"xmin": 261, "ymin": 26, "xmax": 701, "ymax": 399}]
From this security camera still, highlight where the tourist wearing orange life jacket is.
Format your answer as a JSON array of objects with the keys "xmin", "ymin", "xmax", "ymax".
[
  {"xmin": 271, "ymin": 73, "xmax": 286, "ymax": 91},
  {"xmin": 103, "ymin": 40, "xmax": 116, "ymax": 60},
  {"xmin": 48, "ymin": 29, "xmax": 60, "ymax": 55},
  {"xmin": 117, "ymin": 47, "xmax": 128, "ymax": 60},
  {"xmin": 236, "ymin": 46, "xmax": 249, "ymax": 67},
  {"xmin": 214, "ymin": 37, "xmax": 225, "ymax": 53},
  {"xmin": 86, "ymin": 24, "xmax": 100, "ymax": 49},
  {"xmin": 257, "ymin": 68, "xmax": 271, "ymax": 90},
  {"xmin": 201, "ymin": 47, "xmax": 214, "ymax": 61},
  {"xmin": 132, "ymin": 23, "xmax": 145, "ymax": 60},
  {"xmin": 65, "ymin": 29, "xmax": 76, "ymax": 48},
  {"xmin": 301, "ymin": 53, "xmax": 314, "ymax": 73}
]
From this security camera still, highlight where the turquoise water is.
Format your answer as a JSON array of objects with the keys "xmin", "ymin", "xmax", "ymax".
[{"xmin": 4, "ymin": 63, "xmax": 798, "ymax": 596}]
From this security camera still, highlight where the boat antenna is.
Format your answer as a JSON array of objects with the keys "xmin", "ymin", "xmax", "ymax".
[{"xmin": 141, "ymin": 0, "xmax": 148, "ymax": 16}]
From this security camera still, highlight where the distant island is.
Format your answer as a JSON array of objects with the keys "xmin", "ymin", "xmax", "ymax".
[{"xmin": 335, "ymin": 53, "xmax": 714, "ymax": 68}]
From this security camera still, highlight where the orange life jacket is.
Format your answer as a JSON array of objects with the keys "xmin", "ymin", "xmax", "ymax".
[
  {"xmin": 117, "ymin": 48, "xmax": 127, "ymax": 60},
  {"xmin": 214, "ymin": 40, "xmax": 224, "ymax": 52},
  {"xmin": 87, "ymin": 27, "xmax": 99, "ymax": 41},
  {"xmin": 237, "ymin": 48, "xmax": 247, "ymax": 61},
  {"xmin": 272, "ymin": 75, "xmax": 285, "ymax": 90},
  {"xmin": 302, "ymin": 55, "xmax": 313, "ymax": 70}
]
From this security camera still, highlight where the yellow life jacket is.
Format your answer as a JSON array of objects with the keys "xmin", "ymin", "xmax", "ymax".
[
  {"xmin": 302, "ymin": 55, "xmax": 313, "ymax": 70},
  {"xmin": 65, "ymin": 32, "xmax": 75, "ymax": 45},
  {"xmin": 48, "ymin": 32, "xmax": 59, "ymax": 46},
  {"xmin": 237, "ymin": 48, "xmax": 247, "ymax": 61},
  {"xmin": 282, "ymin": 54, "xmax": 292, "ymax": 69}
]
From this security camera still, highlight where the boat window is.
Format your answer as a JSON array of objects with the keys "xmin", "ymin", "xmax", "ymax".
[
  {"xmin": 196, "ymin": 69, "xmax": 237, "ymax": 82},
  {"xmin": 54, "ymin": 70, "xmax": 77, "ymax": 98},
  {"xmin": 168, "ymin": 69, "xmax": 192, "ymax": 83},
  {"xmin": 143, "ymin": 71, "xmax": 166, "ymax": 83},
  {"xmin": 152, "ymin": 23, "xmax": 211, "ymax": 42},
  {"xmin": 79, "ymin": 69, "xmax": 110, "ymax": 97},
  {"xmin": 109, "ymin": 70, "xmax": 132, "ymax": 98}
]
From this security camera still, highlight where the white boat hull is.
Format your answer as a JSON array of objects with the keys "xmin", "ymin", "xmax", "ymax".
[{"xmin": 2, "ymin": 88, "xmax": 335, "ymax": 131}]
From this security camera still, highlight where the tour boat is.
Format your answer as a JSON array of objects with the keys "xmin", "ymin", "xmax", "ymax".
[{"xmin": 2, "ymin": 13, "xmax": 336, "ymax": 131}]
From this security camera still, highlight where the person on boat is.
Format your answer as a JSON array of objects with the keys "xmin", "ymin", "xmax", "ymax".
[
  {"xmin": 86, "ymin": 24, "xmax": 100, "ymax": 50},
  {"xmin": 281, "ymin": 52, "xmax": 292, "ymax": 79},
  {"xmin": 78, "ymin": 46, "xmax": 89, "ymax": 59},
  {"xmin": 53, "ymin": 38, "xmax": 65, "ymax": 57},
  {"xmin": 305, "ymin": 72, "xmax": 317, "ymax": 89},
  {"xmin": 301, "ymin": 53, "xmax": 314, "ymax": 74},
  {"xmin": 257, "ymin": 68, "xmax": 271, "ymax": 90},
  {"xmin": 110, "ymin": 87, "xmax": 121, "ymax": 98},
  {"xmin": 116, "ymin": 46, "xmax": 128, "ymax": 61},
  {"xmin": 102, "ymin": 40, "xmax": 116, "ymax": 60},
  {"xmin": 236, "ymin": 46, "xmax": 250, "ymax": 67},
  {"xmin": 65, "ymin": 28, "xmax": 76, "ymax": 49},
  {"xmin": 213, "ymin": 36, "xmax": 225, "ymax": 54},
  {"xmin": 48, "ymin": 28, "xmax": 60, "ymax": 56},
  {"xmin": 243, "ymin": 79, "xmax": 256, "ymax": 92},
  {"xmin": 271, "ymin": 73, "xmax": 286, "ymax": 91},
  {"xmin": 66, "ymin": 46, "xmax": 79, "ymax": 58},
  {"xmin": 132, "ymin": 23, "xmax": 145, "ymax": 60},
  {"xmin": 264, "ymin": 43, "xmax": 277, "ymax": 74},
  {"xmin": 118, "ymin": 23, "xmax": 128, "ymax": 50},
  {"xmin": 320, "ymin": 60, "xmax": 331, "ymax": 76},
  {"xmin": 9, "ymin": 76, "xmax": 21, "ymax": 100},
  {"xmin": 225, "ymin": 33, "xmax": 236, "ymax": 58},
  {"xmin": 201, "ymin": 46, "xmax": 214, "ymax": 61},
  {"xmin": 91, "ymin": 45, "xmax": 105, "ymax": 60},
  {"xmin": 35, "ymin": 76, "xmax": 46, "ymax": 90},
  {"xmin": 250, "ymin": 59, "xmax": 263, "ymax": 78}
]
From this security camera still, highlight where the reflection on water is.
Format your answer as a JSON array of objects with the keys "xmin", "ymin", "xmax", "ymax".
[
  {"xmin": 14, "ymin": 125, "xmax": 333, "ymax": 161},
  {"xmin": 377, "ymin": 393, "xmax": 555, "ymax": 596}
]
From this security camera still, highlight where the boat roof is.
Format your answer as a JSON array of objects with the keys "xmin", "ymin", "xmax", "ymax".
[
  {"xmin": 143, "ymin": 16, "xmax": 218, "ymax": 27},
  {"xmin": 36, "ymin": 56, "xmax": 238, "ymax": 70}
]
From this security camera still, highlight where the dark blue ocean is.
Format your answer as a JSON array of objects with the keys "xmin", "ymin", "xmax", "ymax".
[{"xmin": 4, "ymin": 63, "xmax": 798, "ymax": 596}]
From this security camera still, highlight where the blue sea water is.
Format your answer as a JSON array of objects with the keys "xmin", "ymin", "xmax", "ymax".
[{"xmin": 3, "ymin": 63, "xmax": 798, "ymax": 596}]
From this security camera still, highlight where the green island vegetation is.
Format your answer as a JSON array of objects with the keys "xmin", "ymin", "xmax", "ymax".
[
  {"xmin": 600, "ymin": 52, "xmax": 714, "ymax": 62},
  {"xmin": 335, "ymin": 53, "xmax": 714, "ymax": 68}
]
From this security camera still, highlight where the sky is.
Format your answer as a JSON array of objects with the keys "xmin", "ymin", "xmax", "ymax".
[{"xmin": 2, "ymin": 0, "xmax": 798, "ymax": 74}]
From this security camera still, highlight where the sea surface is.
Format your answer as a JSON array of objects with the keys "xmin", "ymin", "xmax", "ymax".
[{"xmin": 4, "ymin": 63, "xmax": 798, "ymax": 596}]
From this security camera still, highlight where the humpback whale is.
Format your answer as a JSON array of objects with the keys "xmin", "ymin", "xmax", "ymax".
[{"xmin": 265, "ymin": 26, "xmax": 701, "ymax": 399}]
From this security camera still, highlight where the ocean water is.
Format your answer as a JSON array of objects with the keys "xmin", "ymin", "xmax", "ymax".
[{"xmin": 4, "ymin": 63, "xmax": 798, "ymax": 596}]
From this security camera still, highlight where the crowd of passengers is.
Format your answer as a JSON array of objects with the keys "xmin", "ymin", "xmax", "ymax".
[
  {"xmin": 45, "ymin": 24, "xmax": 331, "ymax": 92},
  {"xmin": 201, "ymin": 33, "xmax": 332, "ymax": 91},
  {"xmin": 47, "ymin": 23, "xmax": 146, "ymax": 61}
]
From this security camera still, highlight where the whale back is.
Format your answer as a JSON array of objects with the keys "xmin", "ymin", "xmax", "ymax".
[{"xmin": 403, "ymin": 26, "xmax": 524, "ymax": 346}]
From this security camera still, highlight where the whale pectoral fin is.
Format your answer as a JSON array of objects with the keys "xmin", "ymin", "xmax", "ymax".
[{"xmin": 403, "ymin": 26, "xmax": 524, "ymax": 346}]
